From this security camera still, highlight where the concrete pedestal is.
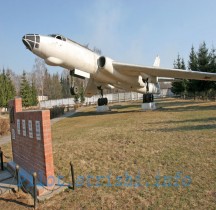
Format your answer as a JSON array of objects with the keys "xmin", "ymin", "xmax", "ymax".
[
  {"xmin": 7, "ymin": 161, "xmax": 68, "ymax": 197},
  {"xmin": 96, "ymin": 105, "xmax": 110, "ymax": 112},
  {"xmin": 141, "ymin": 102, "xmax": 156, "ymax": 110}
]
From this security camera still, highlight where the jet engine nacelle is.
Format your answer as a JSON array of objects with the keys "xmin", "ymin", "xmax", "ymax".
[
  {"xmin": 97, "ymin": 56, "xmax": 145, "ymax": 86},
  {"xmin": 97, "ymin": 56, "xmax": 114, "ymax": 74}
]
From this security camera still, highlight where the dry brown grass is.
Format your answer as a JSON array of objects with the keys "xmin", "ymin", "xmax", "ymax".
[
  {"xmin": 0, "ymin": 117, "xmax": 10, "ymax": 136},
  {"xmin": 1, "ymin": 98, "xmax": 216, "ymax": 209}
]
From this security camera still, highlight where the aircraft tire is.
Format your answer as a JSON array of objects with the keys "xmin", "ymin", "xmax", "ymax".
[
  {"xmin": 70, "ymin": 86, "xmax": 79, "ymax": 95},
  {"xmin": 143, "ymin": 93, "xmax": 154, "ymax": 103},
  {"xmin": 143, "ymin": 94, "xmax": 149, "ymax": 103},
  {"xmin": 150, "ymin": 94, "xmax": 154, "ymax": 102},
  {"xmin": 98, "ymin": 98, "xmax": 108, "ymax": 106},
  {"xmin": 104, "ymin": 98, "xmax": 108, "ymax": 105},
  {"xmin": 98, "ymin": 98, "xmax": 102, "ymax": 106}
]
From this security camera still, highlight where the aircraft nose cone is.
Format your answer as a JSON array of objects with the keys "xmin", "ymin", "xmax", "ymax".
[
  {"xmin": 22, "ymin": 34, "xmax": 40, "ymax": 51},
  {"xmin": 22, "ymin": 35, "xmax": 32, "ymax": 51}
]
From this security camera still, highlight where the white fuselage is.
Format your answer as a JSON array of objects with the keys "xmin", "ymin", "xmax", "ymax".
[{"xmin": 23, "ymin": 34, "xmax": 160, "ymax": 95}]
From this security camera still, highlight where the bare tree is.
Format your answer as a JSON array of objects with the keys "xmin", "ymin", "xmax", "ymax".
[{"xmin": 32, "ymin": 57, "xmax": 47, "ymax": 99}]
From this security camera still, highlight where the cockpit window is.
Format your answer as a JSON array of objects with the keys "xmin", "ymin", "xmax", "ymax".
[
  {"xmin": 56, "ymin": 35, "xmax": 62, "ymax": 40},
  {"xmin": 49, "ymin": 34, "xmax": 66, "ymax": 41}
]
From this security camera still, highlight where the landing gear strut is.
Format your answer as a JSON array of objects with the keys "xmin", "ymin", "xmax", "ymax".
[
  {"xmin": 69, "ymin": 70, "xmax": 79, "ymax": 96},
  {"xmin": 142, "ymin": 77, "xmax": 154, "ymax": 103},
  {"xmin": 97, "ymin": 86, "xmax": 108, "ymax": 106}
]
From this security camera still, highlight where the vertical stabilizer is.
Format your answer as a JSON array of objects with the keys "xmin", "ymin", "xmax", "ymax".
[{"xmin": 153, "ymin": 55, "xmax": 160, "ymax": 67}]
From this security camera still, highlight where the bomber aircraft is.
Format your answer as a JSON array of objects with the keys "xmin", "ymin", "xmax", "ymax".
[{"xmin": 22, "ymin": 34, "xmax": 216, "ymax": 106}]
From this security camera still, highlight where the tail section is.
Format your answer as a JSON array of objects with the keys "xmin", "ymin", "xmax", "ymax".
[{"xmin": 153, "ymin": 55, "xmax": 160, "ymax": 67}]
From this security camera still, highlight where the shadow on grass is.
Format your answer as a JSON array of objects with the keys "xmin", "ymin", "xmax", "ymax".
[
  {"xmin": 158, "ymin": 104, "xmax": 216, "ymax": 112},
  {"xmin": 68, "ymin": 109, "xmax": 141, "ymax": 118},
  {"xmin": 156, "ymin": 99, "xmax": 199, "ymax": 106},
  {"xmin": 147, "ymin": 124, "xmax": 216, "ymax": 132},
  {"xmin": 145, "ymin": 117, "xmax": 216, "ymax": 125},
  {"xmin": 109, "ymin": 104, "xmax": 140, "ymax": 110},
  {"xmin": 0, "ymin": 197, "xmax": 33, "ymax": 208}
]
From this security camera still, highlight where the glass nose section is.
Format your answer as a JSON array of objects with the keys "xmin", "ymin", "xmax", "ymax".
[{"xmin": 22, "ymin": 34, "xmax": 40, "ymax": 51}]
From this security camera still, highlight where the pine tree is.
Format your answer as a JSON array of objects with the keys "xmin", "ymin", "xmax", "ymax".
[
  {"xmin": 209, "ymin": 47, "xmax": 216, "ymax": 98},
  {"xmin": 196, "ymin": 42, "xmax": 212, "ymax": 98},
  {"xmin": 171, "ymin": 54, "xmax": 188, "ymax": 98},
  {"xmin": 5, "ymin": 71, "xmax": 16, "ymax": 106},
  {"xmin": 0, "ymin": 69, "xmax": 16, "ymax": 107},
  {"xmin": 20, "ymin": 71, "xmax": 32, "ymax": 107},
  {"xmin": 188, "ymin": 46, "xmax": 198, "ymax": 70},
  {"xmin": 209, "ymin": 47, "xmax": 216, "ymax": 73},
  {"xmin": 30, "ymin": 81, "xmax": 38, "ymax": 106},
  {"xmin": 187, "ymin": 46, "xmax": 199, "ymax": 99}
]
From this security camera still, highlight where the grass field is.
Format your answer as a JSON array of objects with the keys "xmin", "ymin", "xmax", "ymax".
[{"xmin": 1, "ymin": 98, "xmax": 216, "ymax": 209}]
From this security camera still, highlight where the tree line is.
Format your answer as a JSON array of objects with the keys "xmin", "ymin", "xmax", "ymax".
[
  {"xmin": 171, "ymin": 42, "xmax": 216, "ymax": 99},
  {"xmin": 0, "ymin": 58, "xmax": 85, "ymax": 108}
]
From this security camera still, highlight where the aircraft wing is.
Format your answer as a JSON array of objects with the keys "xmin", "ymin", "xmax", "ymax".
[{"xmin": 113, "ymin": 62, "xmax": 216, "ymax": 81}]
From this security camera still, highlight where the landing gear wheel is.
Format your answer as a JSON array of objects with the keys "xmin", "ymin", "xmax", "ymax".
[
  {"xmin": 70, "ymin": 86, "xmax": 79, "ymax": 95},
  {"xmin": 143, "ymin": 93, "xmax": 154, "ymax": 103},
  {"xmin": 98, "ymin": 98, "xmax": 108, "ymax": 106}
]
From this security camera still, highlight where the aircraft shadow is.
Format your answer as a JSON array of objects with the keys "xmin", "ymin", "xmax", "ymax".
[
  {"xmin": 109, "ymin": 104, "xmax": 140, "ymax": 110},
  {"xmin": 68, "ymin": 109, "xmax": 141, "ymax": 118},
  {"xmin": 143, "ymin": 123, "xmax": 216, "ymax": 132},
  {"xmin": 139, "ymin": 115, "xmax": 216, "ymax": 132},
  {"xmin": 144, "ymin": 117, "xmax": 216, "ymax": 125},
  {"xmin": 158, "ymin": 104, "xmax": 216, "ymax": 112}
]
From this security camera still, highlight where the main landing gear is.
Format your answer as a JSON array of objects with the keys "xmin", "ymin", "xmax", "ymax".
[
  {"xmin": 70, "ymin": 86, "xmax": 79, "ymax": 95},
  {"xmin": 69, "ymin": 70, "xmax": 79, "ymax": 96},
  {"xmin": 97, "ymin": 86, "xmax": 108, "ymax": 106},
  {"xmin": 98, "ymin": 98, "xmax": 108, "ymax": 106},
  {"xmin": 143, "ymin": 93, "xmax": 154, "ymax": 103},
  {"xmin": 142, "ymin": 93, "xmax": 156, "ymax": 110}
]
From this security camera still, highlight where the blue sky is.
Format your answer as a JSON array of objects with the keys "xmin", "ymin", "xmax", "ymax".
[{"xmin": 0, "ymin": 0, "xmax": 216, "ymax": 74}]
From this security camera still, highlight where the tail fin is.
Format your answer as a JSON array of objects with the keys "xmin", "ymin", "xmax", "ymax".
[{"xmin": 153, "ymin": 55, "xmax": 160, "ymax": 67}]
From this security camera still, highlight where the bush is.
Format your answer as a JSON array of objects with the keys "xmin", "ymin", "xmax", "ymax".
[
  {"xmin": 0, "ymin": 119, "xmax": 10, "ymax": 136},
  {"xmin": 49, "ymin": 106, "xmax": 65, "ymax": 119}
]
